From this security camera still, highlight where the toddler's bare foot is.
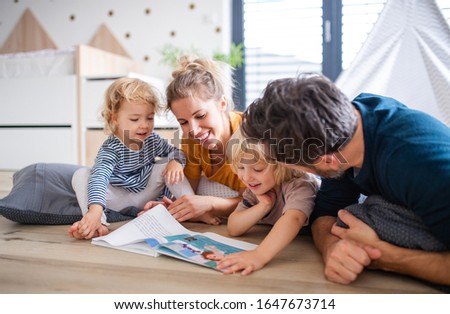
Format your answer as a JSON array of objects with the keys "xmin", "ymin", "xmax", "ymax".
[{"xmin": 68, "ymin": 221, "xmax": 82, "ymax": 238}]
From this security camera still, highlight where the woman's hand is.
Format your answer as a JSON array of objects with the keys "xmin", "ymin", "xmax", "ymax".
[
  {"xmin": 167, "ymin": 195, "xmax": 214, "ymax": 222},
  {"xmin": 138, "ymin": 196, "xmax": 173, "ymax": 216}
]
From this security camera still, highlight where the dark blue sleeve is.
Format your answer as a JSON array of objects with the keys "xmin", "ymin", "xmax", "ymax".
[{"xmin": 310, "ymin": 174, "xmax": 361, "ymax": 223}]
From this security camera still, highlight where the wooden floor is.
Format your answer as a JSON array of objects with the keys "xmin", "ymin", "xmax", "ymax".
[{"xmin": 0, "ymin": 171, "xmax": 441, "ymax": 294}]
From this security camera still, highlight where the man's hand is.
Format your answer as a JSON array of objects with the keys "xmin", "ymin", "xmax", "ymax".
[
  {"xmin": 322, "ymin": 237, "xmax": 381, "ymax": 284},
  {"xmin": 312, "ymin": 213, "xmax": 382, "ymax": 285},
  {"xmin": 332, "ymin": 209, "xmax": 380, "ymax": 245},
  {"xmin": 324, "ymin": 210, "xmax": 382, "ymax": 283}
]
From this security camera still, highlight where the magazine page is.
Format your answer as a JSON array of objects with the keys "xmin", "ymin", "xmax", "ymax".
[
  {"xmin": 91, "ymin": 204, "xmax": 191, "ymax": 252},
  {"xmin": 92, "ymin": 241, "xmax": 159, "ymax": 257},
  {"xmin": 145, "ymin": 233, "xmax": 257, "ymax": 270},
  {"xmin": 201, "ymin": 232, "xmax": 257, "ymax": 251}
]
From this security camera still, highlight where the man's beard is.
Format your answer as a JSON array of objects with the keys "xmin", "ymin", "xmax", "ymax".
[{"xmin": 313, "ymin": 168, "xmax": 346, "ymax": 179}]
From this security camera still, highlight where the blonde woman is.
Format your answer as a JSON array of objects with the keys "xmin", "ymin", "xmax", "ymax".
[{"xmin": 141, "ymin": 56, "xmax": 246, "ymax": 225}]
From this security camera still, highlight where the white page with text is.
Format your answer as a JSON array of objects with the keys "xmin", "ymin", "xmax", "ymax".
[{"xmin": 92, "ymin": 204, "xmax": 190, "ymax": 247}]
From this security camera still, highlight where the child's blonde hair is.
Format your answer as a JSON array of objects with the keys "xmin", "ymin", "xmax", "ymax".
[
  {"xmin": 228, "ymin": 128, "xmax": 304, "ymax": 185},
  {"xmin": 166, "ymin": 55, "xmax": 235, "ymax": 111},
  {"xmin": 101, "ymin": 77, "xmax": 163, "ymax": 134}
]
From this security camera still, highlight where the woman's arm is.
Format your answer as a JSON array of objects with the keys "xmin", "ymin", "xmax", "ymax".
[
  {"xmin": 168, "ymin": 194, "xmax": 241, "ymax": 222},
  {"xmin": 217, "ymin": 209, "xmax": 307, "ymax": 275},
  {"xmin": 167, "ymin": 174, "xmax": 244, "ymax": 221}
]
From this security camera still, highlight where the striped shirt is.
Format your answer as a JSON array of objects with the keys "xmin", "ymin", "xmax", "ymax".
[{"xmin": 88, "ymin": 133, "xmax": 185, "ymax": 208}]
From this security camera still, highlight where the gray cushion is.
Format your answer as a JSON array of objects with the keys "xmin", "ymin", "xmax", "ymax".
[
  {"xmin": 337, "ymin": 195, "xmax": 448, "ymax": 252},
  {"xmin": 0, "ymin": 163, "xmax": 136, "ymax": 224}
]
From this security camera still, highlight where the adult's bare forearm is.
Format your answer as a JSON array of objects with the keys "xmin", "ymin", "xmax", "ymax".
[
  {"xmin": 311, "ymin": 216, "xmax": 340, "ymax": 254},
  {"xmin": 376, "ymin": 241, "xmax": 450, "ymax": 285},
  {"xmin": 311, "ymin": 215, "xmax": 379, "ymax": 285}
]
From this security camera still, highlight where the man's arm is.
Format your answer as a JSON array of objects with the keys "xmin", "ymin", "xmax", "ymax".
[
  {"xmin": 333, "ymin": 209, "xmax": 450, "ymax": 285},
  {"xmin": 311, "ymin": 215, "xmax": 380, "ymax": 284},
  {"xmin": 374, "ymin": 241, "xmax": 450, "ymax": 285}
]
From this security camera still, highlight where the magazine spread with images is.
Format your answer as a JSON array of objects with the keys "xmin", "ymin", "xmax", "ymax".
[
  {"xmin": 91, "ymin": 204, "xmax": 257, "ymax": 270},
  {"xmin": 145, "ymin": 233, "xmax": 248, "ymax": 270}
]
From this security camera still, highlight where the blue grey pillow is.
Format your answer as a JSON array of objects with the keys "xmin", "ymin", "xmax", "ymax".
[
  {"xmin": 336, "ymin": 195, "xmax": 448, "ymax": 252},
  {"xmin": 0, "ymin": 163, "xmax": 136, "ymax": 224}
]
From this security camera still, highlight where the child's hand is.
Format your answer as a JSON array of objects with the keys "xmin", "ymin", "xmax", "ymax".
[
  {"xmin": 255, "ymin": 188, "xmax": 277, "ymax": 209},
  {"xmin": 68, "ymin": 222, "xmax": 109, "ymax": 239},
  {"xmin": 77, "ymin": 205, "xmax": 103, "ymax": 239},
  {"xmin": 162, "ymin": 160, "xmax": 184, "ymax": 185},
  {"xmin": 216, "ymin": 249, "xmax": 270, "ymax": 275}
]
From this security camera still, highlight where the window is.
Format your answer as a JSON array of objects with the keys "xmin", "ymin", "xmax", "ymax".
[
  {"xmin": 243, "ymin": 0, "xmax": 323, "ymax": 107},
  {"xmin": 236, "ymin": 0, "xmax": 450, "ymax": 108}
]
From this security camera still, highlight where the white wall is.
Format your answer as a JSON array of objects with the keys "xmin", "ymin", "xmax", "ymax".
[{"xmin": 0, "ymin": 0, "xmax": 231, "ymax": 81}]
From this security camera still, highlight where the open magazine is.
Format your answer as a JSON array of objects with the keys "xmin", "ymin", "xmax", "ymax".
[{"xmin": 91, "ymin": 204, "xmax": 257, "ymax": 270}]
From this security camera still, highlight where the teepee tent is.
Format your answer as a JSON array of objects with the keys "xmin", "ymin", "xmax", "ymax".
[{"xmin": 335, "ymin": 0, "xmax": 450, "ymax": 126}]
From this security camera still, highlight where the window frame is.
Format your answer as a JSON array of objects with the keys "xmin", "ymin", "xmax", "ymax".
[{"xmin": 232, "ymin": 0, "xmax": 342, "ymax": 110}]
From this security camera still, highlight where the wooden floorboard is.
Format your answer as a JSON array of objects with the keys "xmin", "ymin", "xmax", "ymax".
[{"xmin": 0, "ymin": 171, "xmax": 441, "ymax": 294}]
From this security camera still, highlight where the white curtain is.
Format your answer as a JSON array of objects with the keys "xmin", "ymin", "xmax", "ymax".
[{"xmin": 336, "ymin": 0, "xmax": 450, "ymax": 126}]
